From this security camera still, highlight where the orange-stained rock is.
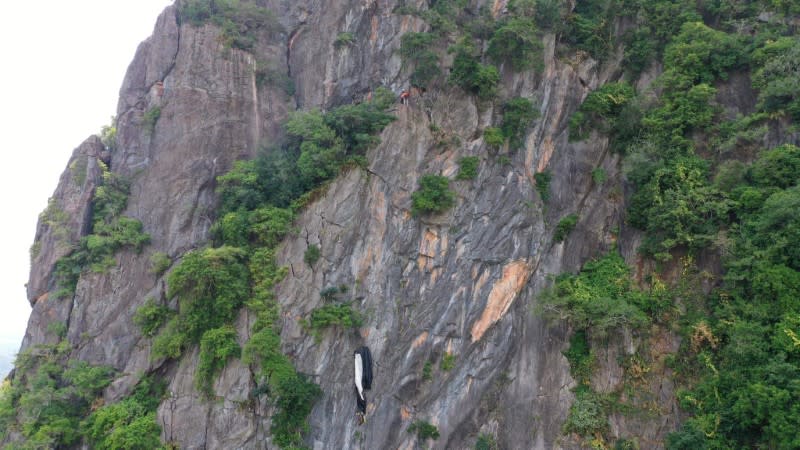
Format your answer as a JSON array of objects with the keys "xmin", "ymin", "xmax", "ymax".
[
  {"xmin": 470, "ymin": 260, "xmax": 532, "ymax": 342},
  {"xmin": 412, "ymin": 331, "xmax": 429, "ymax": 349}
]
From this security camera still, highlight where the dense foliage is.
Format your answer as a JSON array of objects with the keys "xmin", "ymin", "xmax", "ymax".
[
  {"xmin": 540, "ymin": 252, "xmax": 674, "ymax": 443},
  {"xmin": 448, "ymin": 39, "xmax": 500, "ymax": 99},
  {"xmin": 0, "ymin": 340, "xmax": 119, "ymax": 448},
  {"xmin": 553, "ymin": 213, "xmax": 578, "ymax": 243},
  {"xmin": 401, "ymin": 32, "xmax": 441, "ymax": 88},
  {"xmin": 488, "ymin": 17, "xmax": 543, "ymax": 71},
  {"xmin": 54, "ymin": 163, "xmax": 149, "ymax": 299},
  {"xmin": 133, "ymin": 297, "xmax": 174, "ymax": 337},
  {"xmin": 152, "ymin": 246, "xmax": 249, "ymax": 360},
  {"xmin": 456, "ymin": 156, "xmax": 480, "ymax": 180},
  {"xmin": 665, "ymin": 144, "xmax": 800, "ymax": 449},
  {"xmin": 411, "ymin": 175, "xmax": 456, "ymax": 216},
  {"xmin": 302, "ymin": 303, "xmax": 364, "ymax": 342},
  {"xmin": 569, "ymin": 82, "xmax": 638, "ymax": 151},
  {"xmin": 11, "ymin": 0, "xmax": 800, "ymax": 448},
  {"xmin": 154, "ymin": 92, "xmax": 394, "ymax": 447},
  {"xmin": 559, "ymin": 1, "xmax": 800, "ymax": 447},
  {"xmin": 216, "ymin": 90, "xmax": 394, "ymax": 212},
  {"xmin": 501, "ymin": 98, "xmax": 539, "ymax": 149},
  {"xmin": 408, "ymin": 420, "xmax": 440, "ymax": 441},
  {"xmin": 83, "ymin": 376, "xmax": 166, "ymax": 450},
  {"xmin": 395, "ymin": 0, "xmax": 546, "ymax": 100},
  {"xmin": 179, "ymin": 0, "xmax": 281, "ymax": 50},
  {"xmin": 541, "ymin": 252, "xmax": 664, "ymax": 338}
]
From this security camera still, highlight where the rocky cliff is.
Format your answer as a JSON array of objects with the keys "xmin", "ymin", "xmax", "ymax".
[{"xmin": 7, "ymin": 0, "xmax": 797, "ymax": 449}]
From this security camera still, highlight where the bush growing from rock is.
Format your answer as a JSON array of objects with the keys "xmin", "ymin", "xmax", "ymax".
[{"xmin": 412, "ymin": 175, "xmax": 455, "ymax": 216}]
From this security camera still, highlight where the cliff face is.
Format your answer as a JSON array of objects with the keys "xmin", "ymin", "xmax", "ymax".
[{"xmin": 15, "ymin": 1, "xmax": 682, "ymax": 449}]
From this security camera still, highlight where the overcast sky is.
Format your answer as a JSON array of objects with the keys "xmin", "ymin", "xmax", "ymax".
[{"xmin": 0, "ymin": 0, "xmax": 174, "ymax": 377}]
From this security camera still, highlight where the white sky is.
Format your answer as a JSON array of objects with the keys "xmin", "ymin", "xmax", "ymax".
[{"xmin": 0, "ymin": 0, "xmax": 173, "ymax": 373}]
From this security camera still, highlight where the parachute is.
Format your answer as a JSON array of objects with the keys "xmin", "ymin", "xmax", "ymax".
[{"xmin": 354, "ymin": 346, "xmax": 373, "ymax": 417}]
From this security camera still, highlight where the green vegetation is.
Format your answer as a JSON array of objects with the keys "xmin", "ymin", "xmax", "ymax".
[
  {"xmin": 564, "ymin": 387, "xmax": 609, "ymax": 437},
  {"xmin": 13, "ymin": 2, "xmax": 800, "ymax": 449},
  {"xmin": 534, "ymin": 171, "xmax": 551, "ymax": 202},
  {"xmin": 591, "ymin": 168, "xmax": 607, "ymax": 185},
  {"xmin": 488, "ymin": 17, "xmax": 543, "ymax": 71},
  {"xmin": 456, "ymin": 156, "xmax": 480, "ymax": 180},
  {"xmin": 333, "ymin": 32, "xmax": 355, "ymax": 49},
  {"xmin": 152, "ymin": 246, "xmax": 249, "ymax": 360},
  {"xmin": 0, "ymin": 340, "xmax": 116, "ymax": 448},
  {"xmin": 6, "ymin": 168, "xmax": 161, "ymax": 447},
  {"xmin": 564, "ymin": 0, "xmax": 619, "ymax": 60},
  {"xmin": 304, "ymin": 244, "xmax": 321, "ymax": 266},
  {"xmin": 133, "ymin": 298, "xmax": 174, "ymax": 337},
  {"xmin": 70, "ymin": 155, "xmax": 89, "ymax": 186},
  {"xmin": 569, "ymin": 82, "xmax": 639, "ymax": 152},
  {"xmin": 240, "ymin": 246, "xmax": 322, "ymax": 447},
  {"xmin": 475, "ymin": 433, "xmax": 498, "ymax": 450},
  {"xmin": 440, "ymin": 352, "xmax": 456, "ymax": 371},
  {"xmin": 47, "ymin": 321, "xmax": 68, "ymax": 339},
  {"xmin": 411, "ymin": 175, "xmax": 456, "ymax": 216},
  {"xmin": 661, "ymin": 144, "xmax": 800, "ymax": 449},
  {"xmin": 540, "ymin": 252, "xmax": 662, "ymax": 338},
  {"xmin": 483, "ymin": 127, "xmax": 504, "ymax": 149},
  {"xmin": 395, "ymin": 0, "xmax": 559, "ymax": 101},
  {"xmin": 449, "ymin": 39, "xmax": 500, "ymax": 99},
  {"xmin": 39, "ymin": 198, "xmax": 70, "ymax": 242},
  {"xmin": 255, "ymin": 60, "xmax": 295, "ymax": 95},
  {"xmin": 628, "ymin": 155, "xmax": 732, "ymax": 261},
  {"xmin": 401, "ymin": 32, "xmax": 441, "ymax": 88},
  {"xmin": 501, "ymin": 98, "xmax": 539, "ymax": 149},
  {"xmin": 142, "ymin": 106, "xmax": 161, "ymax": 135},
  {"xmin": 422, "ymin": 361, "xmax": 433, "ymax": 381},
  {"xmin": 543, "ymin": 2, "xmax": 800, "ymax": 445},
  {"xmin": 563, "ymin": 330, "xmax": 594, "ymax": 385},
  {"xmin": 319, "ymin": 286, "xmax": 344, "ymax": 302},
  {"xmin": 753, "ymin": 37, "xmax": 800, "ymax": 120},
  {"xmin": 408, "ymin": 419, "xmax": 440, "ymax": 441},
  {"xmin": 163, "ymin": 93, "xmax": 393, "ymax": 446},
  {"xmin": 83, "ymin": 376, "xmax": 165, "ymax": 450},
  {"xmin": 553, "ymin": 214, "xmax": 578, "ymax": 242},
  {"xmin": 53, "ymin": 164, "xmax": 149, "ymax": 298},
  {"xmin": 482, "ymin": 98, "xmax": 539, "ymax": 151},
  {"xmin": 271, "ymin": 374, "xmax": 322, "ymax": 447},
  {"xmin": 216, "ymin": 90, "xmax": 394, "ymax": 212},
  {"xmin": 540, "ymin": 252, "xmax": 674, "ymax": 444},
  {"xmin": 100, "ymin": 116, "xmax": 117, "ymax": 151},
  {"xmin": 149, "ymin": 251, "xmax": 171, "ymax": 275},
  {"xmin": 179, "ymin": 0, "xmax": 281, "ymax": 50},
  {"xmin": 197, "ymin": 325, "xmax": 241, "ymax": 395},
  {"xmin": 303, "ymin": 303, "xmax": 363, "ymax": 341}
]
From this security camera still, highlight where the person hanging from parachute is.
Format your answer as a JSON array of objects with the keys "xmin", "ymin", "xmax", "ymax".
[{"xmin": 354, "ymin": 346, "xmax": 373, "ymax": 425}]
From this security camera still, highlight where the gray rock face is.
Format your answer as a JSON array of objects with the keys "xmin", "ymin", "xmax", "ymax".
[{"xmin": 16, "ymin": 1, "xmax": 683, "ymax": 449}]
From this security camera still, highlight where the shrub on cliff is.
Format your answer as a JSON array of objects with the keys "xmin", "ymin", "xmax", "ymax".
[
  {"xmin": 569, "ymin": 82, "xmax": 637, "ymax": 146},
  {"xmin": 401, "ymin": 32, "xmax": 441, "ymax": 88},
  {"xmin": 449, "ymin": 39, "xmax": 499, "ymax": 99},
  {"xmin": 456, "ymin": 156, "xmax": 480, "ymax": 180},
  {"xmin": 501, "ymin": 97, "xmax": 539, "ymax": 149},
  {"xmin": 539, "ymin": 252, "xmax": 651, "ymax": 338},
  {"xmin": 179, "ymin": 0, "xmax": 281, "ymax": 50},
  {"xmin": 197, "ymin": 325, "xmax": 241, "ymax": 395},
  {"xmin": 488, "ymin": 17, "xmax": 543, "ymax": 71},
  {"xmin": 411, "ymin": 175, "xmax": 455, "ymax": 216},
  {"xmin": 83, "ymin": 377, "xmax": 165, "ymax": 450}
]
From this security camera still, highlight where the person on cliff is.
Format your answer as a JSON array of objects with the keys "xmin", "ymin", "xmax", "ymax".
[{"xmin": 399, "ymin": 89, "xmax": 410, "ymax": 105}]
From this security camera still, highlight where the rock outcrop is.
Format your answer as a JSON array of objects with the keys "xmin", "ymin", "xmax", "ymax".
[{"xmin": 13, "ymin": 1, "xmax": 683, "ymax": 449}]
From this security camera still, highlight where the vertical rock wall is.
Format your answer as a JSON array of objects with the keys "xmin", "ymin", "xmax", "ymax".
[{"xmin": 17, "ymin": 1, "xmax": 681, "ymax": 449}]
